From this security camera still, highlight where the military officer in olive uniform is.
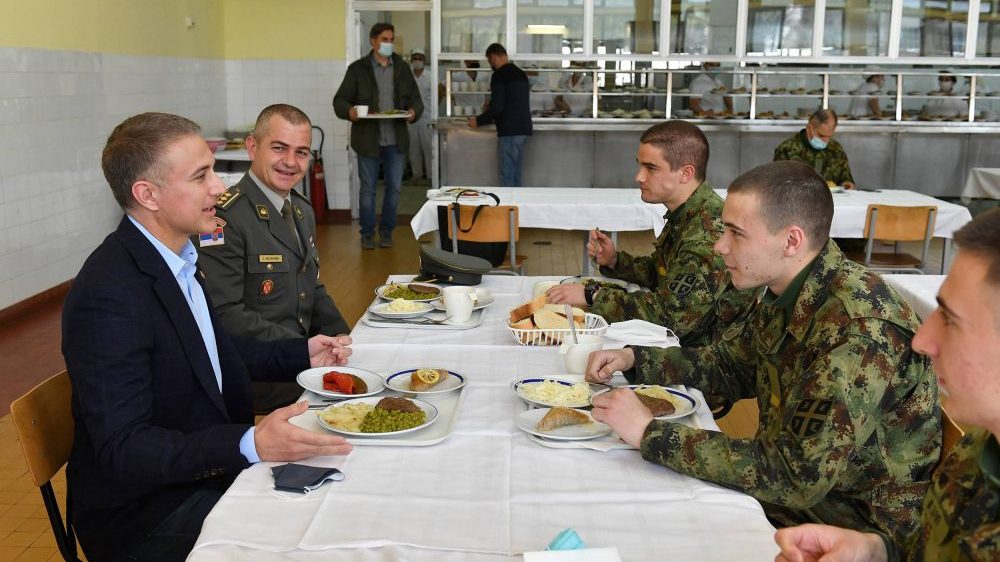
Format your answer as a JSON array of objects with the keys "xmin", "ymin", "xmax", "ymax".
[
  {"xmin": 586, "ymin": 162, "xmax": 940, "ymax": 543},
  {"xmin": 773, "ymin": 108, "xmax": 855, "ymax": 189},
  {"xmin": 546, "ymin": 120, "xmax": 754, "ymax": 349},
  {"xmin": 197, "ymin": 104, "xmax": 349, "ymax": 412},
  {"xmin": 775, "ymin": 209, "xmax": 1000, "ymax": 562}
]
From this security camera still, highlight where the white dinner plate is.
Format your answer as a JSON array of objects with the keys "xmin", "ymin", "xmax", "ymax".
[
  {"xmin": 367, "ymin": 301, "xmax": 434, "ymax": 319},
  {"xmin": 429, "ymin": 294, "xmax": 495, "ymax": 311},
  {"xmin": 316, "ymin": 396, "xmax": 438, "ymax": 437},
  {"xmin": 591, "ymin": 385, "xmax": 697, "ymax": 421},
  {"xmin": 384, "ymin": 369, "xmax": 467, "ymax": 395},
  {"xmin": 512, "ymin": 377, "xmax": 593, "ymax": 409},
  {"xmin": 375, "ymin": 282, "xmax": 442, "ymax": 302},
  {"xmin": 296, "ymin": 366, "xmax": 385, "ymax": 399},
  {"xmin": 514, "ymin": 408, "xmax": 611, "ymax": 441}
]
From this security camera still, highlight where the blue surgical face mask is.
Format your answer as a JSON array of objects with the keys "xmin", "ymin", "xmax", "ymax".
[
  {"xmin": 809, "ymin": 136, "xmax": 828, "ymax": 150},
  {"xmin": 378, "ymin": 42, "xmax": 394, "ymax": 57}
]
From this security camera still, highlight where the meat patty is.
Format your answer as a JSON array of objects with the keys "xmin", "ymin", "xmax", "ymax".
[
  {"xmin": 376, "ymin": 397, "xmax": 421, "ymax": 413},
  {"xmin": 636, "ymin": 393, "xmax": 675, "ymax": 417}
]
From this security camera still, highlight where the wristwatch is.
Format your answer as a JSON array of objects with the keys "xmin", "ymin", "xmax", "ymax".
[{"xmin": 584, "ymin": 283, "xmax": 599, "ymax": 306}]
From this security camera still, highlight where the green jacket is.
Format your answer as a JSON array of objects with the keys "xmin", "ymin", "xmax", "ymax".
[
  {"xmin": 593, "ymin": 182, "xmax": 755, "ymax": 348},
  {"xmin": 774, "ymin": 129, "xmax": 855, "ymax": 186},
  {"xmin": 333, "ymin": 52, "xmax": 424, "ymax": 158},
  {"xmin": 629, "ymin": 241, "xmax": 940, "ymax": 539},
  {"xmin": 887, "ymin": 429, "xmax": 1000, "ymax": 561},
  {"xmin": 195, "ymin": 175, "xmax": 349, "ymax": 340}
]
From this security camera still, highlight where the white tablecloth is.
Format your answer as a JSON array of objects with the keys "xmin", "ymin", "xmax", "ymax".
[
  {"xmin": 190, "ymin": 343, "xmax": 777, "ymax": 561},
  {"xmin": 410, "ymin": 188, "xmax": 670, "ymax": 239},
  {"xmin": 962, "ymin": 168, "xmax": 1000, "ymax": 201},
  {"xmin": 716, "ymin": 189, "xmax": 971, "ymax": 240},
  {"xmin": 883, "ymin": 274, "xmax": 945, "ymax": 320},
  {"xmin": 411, "ymin": 187, "xmax": 971, "ymax": 241}
]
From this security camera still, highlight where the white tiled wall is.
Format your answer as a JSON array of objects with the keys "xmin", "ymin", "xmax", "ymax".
[
  {"xmin": 0, "ymin": 49, "xmax": 355, "ymax": 311},
  {"xmin": 223, "ymin": 59, "xmax": 352, "ymax": 210},
  {"xmin": 0, "ymin": 47, "xmax": 228, "ymax": 310}
]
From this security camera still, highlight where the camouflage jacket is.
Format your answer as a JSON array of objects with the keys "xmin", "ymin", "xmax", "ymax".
[
  {"xmin": 773, "ymin": 130, "xmax": 855, "ymax": 186},
  {"xmin": 887, "ymin": 429, "xmax": 1000, "ymax": 562},
  {"xmin": 629, "ymin": 241, "xmax": 941, "ymax": 539},
  {"xmin": 593, "ymin": 182, "xmax": 755, "ymax": 348}
]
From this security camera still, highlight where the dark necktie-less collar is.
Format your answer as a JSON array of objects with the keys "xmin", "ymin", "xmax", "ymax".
[{"xmin": 280, "ymin": 200, "xmax": 303, "ymax": 254}]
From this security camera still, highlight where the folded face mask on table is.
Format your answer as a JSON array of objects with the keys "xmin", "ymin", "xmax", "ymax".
[{"xmin": 271, "ymin": 463, "xmax": 345, "ymax": 494}]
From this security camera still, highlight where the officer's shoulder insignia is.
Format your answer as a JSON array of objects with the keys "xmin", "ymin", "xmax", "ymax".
[
  {"xmin": 255, "ymin": 204, "xmax": 270, "ymax": 220},
  {"xmin": 667, "ymin": 273, "xmax": 698, "ymax": 297},
  {"xmin": 789, "ymin": 398, "xmax": 833, "ymax": 439},
  {"xmin": 215, "ymin": 188, "xmax": 241, "ymax": 210},
  {"xmin": 290, "ymin": 189, "xmax": 311, "ymax": 204}
]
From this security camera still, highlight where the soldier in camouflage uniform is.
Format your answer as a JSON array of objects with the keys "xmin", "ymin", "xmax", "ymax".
[
  {"xmin": 587, "ymin": 161, "xmax": 940, "ymax": 541},
  {"xmin": 197, "ymin": 105, "xmax": 349, "ymax": 412},
  {"xmin": 546, "ymin": 120, "xmax": 754, "ymax": 349},
  {"xmin": 773, "ymin": 108, "xmax": 855, "ymax": 189},
  {"xmin": 775, "ymin": 208, "xmax": 1000, "ymax": 562}
]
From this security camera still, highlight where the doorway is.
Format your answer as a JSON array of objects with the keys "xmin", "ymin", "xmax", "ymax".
[{"xmin": 346, "ymin": 2, "xmax": 433, "ymax": 222}]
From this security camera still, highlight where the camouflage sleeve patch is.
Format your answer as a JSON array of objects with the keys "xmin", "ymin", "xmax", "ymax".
[
  {"xmin": 790, "ymin": 398, "xmax": 834, "ymax": 438},
  {"xmin": 667, "ymin": 273, "xmax": 699, "ymax": 297}
]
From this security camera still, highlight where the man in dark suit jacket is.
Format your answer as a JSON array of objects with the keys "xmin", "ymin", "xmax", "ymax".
[
  {"xmin": 196, "ymin": 105, "xmax": 349, "ymax": 413},
  {"xmin": 63, "ymin": 112, "xmax": 354, "ymax": 562}
]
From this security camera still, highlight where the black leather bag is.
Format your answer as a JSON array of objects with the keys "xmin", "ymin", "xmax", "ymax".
[
  {"xmin": 436, "ymin": 191, "xmax": 509, "ymax": 267},
  {"xmin": 416, "ymin": 246, "xmax": 492, "ymax": 285}
]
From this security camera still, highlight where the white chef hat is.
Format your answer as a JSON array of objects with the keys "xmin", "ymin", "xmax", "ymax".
[{"xmin": 411, "ymin": 48, "xmax": 426, "ymax": 57}]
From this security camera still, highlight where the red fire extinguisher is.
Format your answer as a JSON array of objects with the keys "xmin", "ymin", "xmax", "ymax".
[{"xmin": 309, "ymin": 125, "xmax": 328, "ymax": 224}]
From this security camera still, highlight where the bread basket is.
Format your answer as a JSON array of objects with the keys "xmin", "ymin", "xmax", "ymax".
[{"xmin": 506, "ymin": 313, "xmax": 609, "ymax": 346}]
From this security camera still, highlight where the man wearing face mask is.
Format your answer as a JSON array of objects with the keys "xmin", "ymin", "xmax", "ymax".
[
  {"xmin": 468, "ymin": 43, "xmax": 532, "ymax": 187},
  {"xmin": 689, "ymin": 62, "xmax": 733, "ymax": 117},
  {"xmin": 773, "ymin": 108, "xmax": 855, "ymax": 190},
  {"xmin": 923, "ymin": 71, "xmax": 967, "ymax": 119},
  {"xmin": 334, "ymin": 22, "xmax": 423, "ymax": 250},
  {"xmin": 408, "ymin": 48, "xmax": 433, "ymax": 185}
]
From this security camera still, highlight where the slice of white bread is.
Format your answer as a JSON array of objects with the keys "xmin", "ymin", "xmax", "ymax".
[
  {"xmin": 532, "ymin": 308, "xmax": 584, "ymax": 330},
  {"xmin": 541, "ymin": 303, "xmax": 585, "ymax": 324},
  {"xmin": 509, "ymin": 295, "xmax": 548, "ymax": 325}
]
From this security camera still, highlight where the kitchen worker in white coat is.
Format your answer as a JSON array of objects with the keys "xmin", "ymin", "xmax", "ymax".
[{"xmin": 408, "ymin": 48, "xmax": 433, "ymax": 184}]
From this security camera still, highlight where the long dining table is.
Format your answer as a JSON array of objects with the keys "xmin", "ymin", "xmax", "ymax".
[
  {"xmin": 410, "ymin": 187, "xmax": 972, "ymax": 274},
  {"xmin": 189, "ymin": 275, "xmax": 780, "ymax": 561}
]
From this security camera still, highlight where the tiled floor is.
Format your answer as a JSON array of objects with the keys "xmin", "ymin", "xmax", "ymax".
[{"xmin": 0, "ymin": 216, "xmax": 949, "ymax": 560}]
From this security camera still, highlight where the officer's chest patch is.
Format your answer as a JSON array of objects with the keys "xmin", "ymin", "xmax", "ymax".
[
  {"xmin": 198, "ymin": 218, "xmax": 226, "ymax": 247},
  {"xmin": 789, "ymin": 398, "xmax": 833, "ymax": 438},
  {"xmin": 667, "ymin": 273, "xmax": 698, "ymax": 296}
]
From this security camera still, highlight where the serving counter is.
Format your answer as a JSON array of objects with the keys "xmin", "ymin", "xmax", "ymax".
[{"xmin": 436, "ymin": 120, "xmax": 1000, "ymax": 198}]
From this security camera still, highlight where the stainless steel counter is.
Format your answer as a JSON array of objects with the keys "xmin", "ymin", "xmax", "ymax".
[{"xmin": 436, "ymin": 120, "xmax": 1000, "ymax": 197}]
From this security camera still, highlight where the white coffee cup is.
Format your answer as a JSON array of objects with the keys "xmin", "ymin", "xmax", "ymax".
[
  {"xmin": 454, "ymin": 106, "xmax": 465, "ymax": 116},
  {"xmin": 355, "ymin": 105, "xmax": 369, "ymax": 118},
  {"xmin": 533, "ymin": 280, "xmax": 559, "ymax": 299},
  {"xmin": 473, "ymin": 288, "xmax": 492, "ymax": 303},
  {"xmin": 465, "ymin": 106, "xmax": 476, "ymax": 117},
  {"xmin": 442, "ymin": 286, "xmax": 476, "ymax": 323},
  {"xmin": 558, "ymin": 335, "xmax": 605, "ymax": 374}
]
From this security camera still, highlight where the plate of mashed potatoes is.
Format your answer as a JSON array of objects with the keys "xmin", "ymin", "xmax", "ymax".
[{"xmin": 368, "ymin": 298, "xmax": 434, "ymax": 318}]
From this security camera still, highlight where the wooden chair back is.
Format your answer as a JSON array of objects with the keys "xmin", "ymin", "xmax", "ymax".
[
  {"xmin": 10, "ymin": 371, "xmax": 82, "ymax": 562},
  {"xmin": 446, "ymin": 204, "xmax": 520, "ymax": 243},
  {"xmin": 11, "ymin": 371, "xmax": 75, "ymax": 487},
  {"xmin": 863, "ymin": 204, "xmax": 937, "ymax": 242}
]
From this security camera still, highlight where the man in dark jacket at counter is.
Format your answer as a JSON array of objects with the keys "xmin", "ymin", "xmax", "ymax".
[
  {"xmin": 468, "ymin": 43, "xmax": 532, "ymax": 187},
  {"xmin": 334, "ymin": 22, "xmax": 423, "ymax": 250}
]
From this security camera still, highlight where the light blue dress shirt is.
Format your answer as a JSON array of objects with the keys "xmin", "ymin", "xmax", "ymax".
[{"xmin": 128, "ymin": 216, "xmax": 260, "ymax": 463}]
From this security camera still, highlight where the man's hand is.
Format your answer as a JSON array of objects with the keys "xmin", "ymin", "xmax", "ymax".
[
  {"xmin": 585, "ymin": 348, "xmax": 635, "ymax": 384},
  {"xmin": 349, "ymin": 107, "xmax": 359, "ymax": 122},
  {"xmin": 588, "ymin": 228, "xmax": 617, "ymax": 268},
  {"xmin": 308, "ymin": 334, "xmax": 352, "ymax": 367},
  {"xmin": 842, "ymin": 181, "xmax": 856, "ymax": 190},
  {"xmin": 545, "ymin": 284, "xmax": 586, "ymax": 306},
  {"xmin": 590, "ymin": 388, "xmax": 653, "ymax": 448},
  {"xmin": 407, "ymin": 108, "xmax": 417, "ymax": 123},
  {"xmin": 773, "ymin": 524, "xmax": 888, "ymax": 562},
  {"xmin": 467, "ymin": 117, "xmax": 478, "ymax": 128},
  {"xmin": 255, "ymin": 401, "xmax": 353, "ymax": 461}
]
